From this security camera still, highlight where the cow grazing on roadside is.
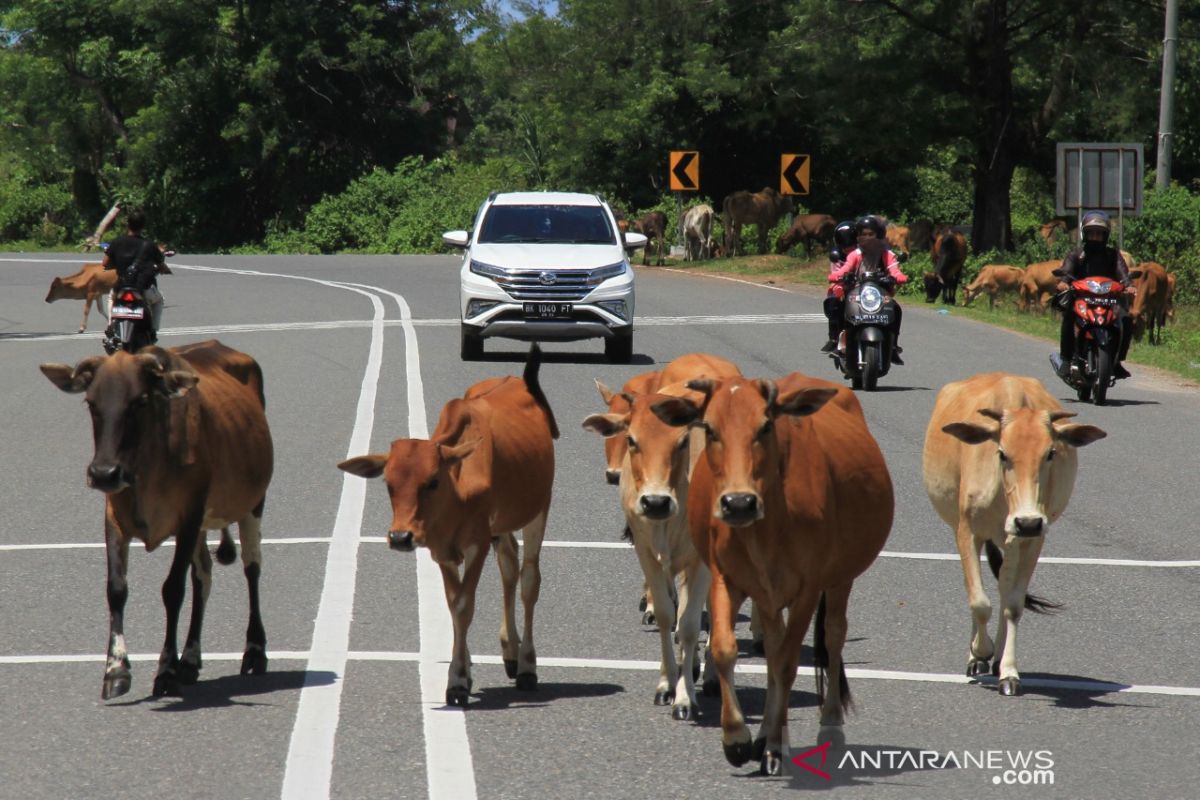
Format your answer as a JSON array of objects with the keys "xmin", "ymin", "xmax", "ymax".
[
  {"xmin": 885, "ymin": 224, "xmax": 910, "ymax": 258},
  {"xmin": 41, "ymin": 341, "xmax": 274, "ymax": 699},
  {"xmin": 651, "ymin": 373, "xmax": 893, "ymax": 775},
  {"xmin": 339, "ymin": 345, "xmax": 558, "ymax": 706},
  {"xmin": 45, "ymin": 262, "xmax": 117, "ymax": 333},
  {"xmin": 630, "ymin": 211, "xmax": 668, "ymax": 266},
  {"xmin": 775, "ymin": 213, "xmax": 836, "ymax": 257},
  {"xmin": 927, "ymin": 229, "xmax": 967, "ymax": 304},
  {"xmin": 962, "ymin": 265, "xmax": 1025, "ymax": 310},
  {"xmin": 722, "ymin": 188, "xmax": 793, "ymax": 257},
  {"xmin": 923, "ymin": 373, "xmax": 1105, "ymax": 696},
  {"xmin": 1019, "ymin": 260, "xmax": 1060, "ymax": 313},
  {"xmin": 681, "ymin": 204, "xmax": 716, "ymax": 261},
  {"xmin": 1129, "ymin": 262, "xmax": 1171, "ymax": 345}
]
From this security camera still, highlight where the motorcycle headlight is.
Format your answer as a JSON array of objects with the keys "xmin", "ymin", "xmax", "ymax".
[
  {"xmin": 1086, "ymin": 280, "xmax": 1108, "ymax": 294},
  {"xmin": 859, "ymin": 285, "xmax": 884, "ymax": 314}
]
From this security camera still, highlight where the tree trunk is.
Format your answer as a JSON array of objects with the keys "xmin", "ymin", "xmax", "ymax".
[{"xmin": 967, "ymin": 0, "xmax": 1015, "ymax": 253}]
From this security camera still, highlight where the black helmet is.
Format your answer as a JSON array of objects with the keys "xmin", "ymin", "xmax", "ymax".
[
  {"xmin": 1080, "ymin": 210, "xmax": 1110, "ymax": 244},
  {"xmin": 854, "ymin": 214, "xmax": 887, "ymax": 240},
  {"xmin": 832, "ymin": 220, "xmax": 856, "ymax": 250}
]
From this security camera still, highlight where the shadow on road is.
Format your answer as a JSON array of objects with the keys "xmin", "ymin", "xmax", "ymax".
[
  {"xmin": 106, "ymin": 668, "xmax": 335, "ymax": 711},
  {"xmin": 466, "ymin": 679, "xmax": 625, "ymax": 711}
]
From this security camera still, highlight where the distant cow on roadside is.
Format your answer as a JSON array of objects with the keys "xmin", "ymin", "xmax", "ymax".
[
  {"xmin": 1129, "ymin": 262, "xmax": 1171, "ymax": 345},
  {"xmin": 926, "ymin": 229, "xmax": 967, "ymax": 304},
  {"xmin": 682, "ymin": 204, "xmax": 716, "ymax": 261},
  {"xmin": 45, "ymin": 262, "xmax": 117, "ymax": 333},
  {"xmin": 775, "ymin": 213, "xmax": 835, "ymax": 257},
  {"xmin": 962, "ymin": 265, "xmax": 1025, "ymax": 310},
  {"xmin": 722, "ymin": 187, "xmax": 793, "ymax": 256},
  {"xmin": 1019, "ymin": 260, "xmax": 1060, "ymax": 313},
  {"xmin": 885, "ymin": 225, "xmax": 910, "ymax": 258},
  {"xmin": 630, "ymin": 212, "xmax": 668, "ymax": 266}
]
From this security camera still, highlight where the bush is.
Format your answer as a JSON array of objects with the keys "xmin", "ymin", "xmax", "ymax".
[
  {"xmin": 1124, "ymin": 182, "xmax": 1200, "ymax": 303},
  {"xmin": 0, "ymin": 174, "xmax": 78, "ymax": 245}
]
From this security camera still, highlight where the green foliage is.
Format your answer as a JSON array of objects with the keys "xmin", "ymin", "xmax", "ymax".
[{"xmin": 1124, "ymin": 182, "xmax": 1200, "ymax": 303}]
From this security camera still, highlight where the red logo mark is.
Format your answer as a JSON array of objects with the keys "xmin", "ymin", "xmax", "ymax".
[{"xmin": 791, "ymin": 740, "xmax": 833, "ymax": 780}]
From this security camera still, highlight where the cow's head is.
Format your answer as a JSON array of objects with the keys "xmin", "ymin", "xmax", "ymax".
[
  {"xmin": 942, "ymin": 408, "xmax": 1106, "ymax": 539},
  {"xmin": 923, "ymin": 272, "xmax": 942, "ymax": 303},
  {"xmin": 41, "ymin": 350, "xmax": 199, "ymax": 493},
  {"xmin": 651, "ymin": 377, "xmax": 836, "ymax": 528},
  {"xmin": 45, "ymin": 276, "xmax": 66, "ymax": 303},
  {"xmin": 583, "ymin": 391, "xmax": 695, "ymax": 522},
  {"xmin": 591, "ymin": 379, "xmax": 632, "ymax": 485},
  {"xmin": 338, "ymin": 436, "xmax": 478, "ymax": 554}
]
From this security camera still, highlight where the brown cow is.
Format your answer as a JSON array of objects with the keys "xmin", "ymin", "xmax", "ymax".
[
  {"xmin": 775, "ymin": 213, "xmax": 836, "ymax": 257},
  {"xmin": 1128, "ymin": 262, "xmax": 1171, "ymax": 345},
  {"xmin": 722, "ymin": 187, "xmax": 793, "ymax": 257},
  {"xmin": 630, "ymin": 211, "xmax": 668, "ymax": 266},
  {"xmin": 45, "ymin": 262, "xmax": 117, "ymax": 333},
  {"xmin": 651, "ymin": 373, "xmax": 893, "ymax": 775},
  {"xmin": 1039, "ymin": 219, "xmax": 1067, "ymax": 248},
  {"xmin": 926, "ymin": 229, "xmax": 967, "ymax": 304},
  {"xmin": 339, "ymin": 345, "xmax": 558, "ymax": 705},
  {"xmin": 962, "ymin": 265, "xmax": 1025, "ymax": 310},
  {"xmin": 41, "ymin": 340, "xmax": 274, "ymax": 699},
  {"xmin": 924, "ymin": 373, "xmax": 1105, "ymax": 696},
  {"xmin": 1019, "ymin": 260, "xmax": 1060, "ymax": 313}
]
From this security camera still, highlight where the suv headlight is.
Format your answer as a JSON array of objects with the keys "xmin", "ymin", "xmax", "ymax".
[
  {"xmin": 859, "ymin": 285, "xmax": 884, "ymax": 313},
  {"xmin": 597, "ymin": 300, "xmax": 628, "ymax": 321},
  {"xmin": 470, "ymin": 260, "xmax": 508, "ymax": 280},
  {"xmin": 587, "ymin": 262, "xmax": 628, "ymax": 286}
]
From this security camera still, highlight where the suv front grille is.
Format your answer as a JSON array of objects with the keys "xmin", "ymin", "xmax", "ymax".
[{"xmin": 494, "ymin": 270, "xmax": 592, "ymax": 301}]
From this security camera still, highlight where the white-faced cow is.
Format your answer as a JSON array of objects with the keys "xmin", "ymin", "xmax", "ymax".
[
  {"xmin": 45, "ymin": 262, "xmax": 117, "ymax": 333},
  {"xmin": 339, "ymin": 344, "xmax": 558, "ymax": 706},
  {"xmin": 923, "ymin": 373, "xmax": 1106, "ymax": 696},
  {"xmin": 41, "ymin": 341, "xmax": 274, "ymax": 699},
  {"xmin": 682, "ymin": 204, "xmax": 716, "ymax": 261},
  {"xmin": 651, "ymin": 372, "xmax": 893, "ymax": 775}
]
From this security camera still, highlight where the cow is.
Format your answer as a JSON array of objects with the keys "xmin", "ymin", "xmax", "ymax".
[
  {"xmin": 926, "ymin": 229, "xmax": 967, "ymax": 304},
  {"xmin": 722, "ymin": 187, "xmax": 793, "ymax": 257},
  {"xmin": 45, "ymin": 262, "xmax": 117, "ymax": 333},
  {"xmin": 681, "ymin": 204, "xmax": 716, "ymax": 261},
  {"xmin": 1039, "ymin": 219, "xmax": 1068, "ymax": 248},
  {"xmin": 630, "ymin": 211, "xmax": 668, "ymax": 266},
  {"xmin": 1019, "ymin": 260, "xmax": 1060, "ymax": 313},
  {"xmin": 961, "ymin": 265, "xmax": 1025, "ymax": 310},
  {"xmin": 1128, "ymin": 262, "xmax": 1171, "ymax": 345},
  {"xmin": 775, "ymin": 213, "xmax": 836, "ymax": 258},
  {"xmin": 650, "ymin": 372, "xmax": 893, "ymax": 775},
  {"xmin": 885, "ymin": 224, "xmax": 910, "ymax": 258},
  {"xmin": 923, "ymin": 373, "xmax": 1106, "ymax": 697},
  {"xmin": 338, "ymin": 344, "xmax": 558, "ymax": 706},
  {"xmin": 40, "ymin": 340, "xmax": 274, "ymax": 699}
]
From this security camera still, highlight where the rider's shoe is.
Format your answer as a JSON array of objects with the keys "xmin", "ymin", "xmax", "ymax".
[
  {"xmin": 820, "ymin": 339, "xmax": 837, "ymax": 353},
  {"xmin": 1051, "ymin": 353, "xmax": 1071, "ymax": 379},
  {"xmin": 1114, "ymin": 363, "xmax": 1131, "ymax": 380},
  {"xmin": 890, "ymin": 347, "xmax": 904, "ymax": 366}
]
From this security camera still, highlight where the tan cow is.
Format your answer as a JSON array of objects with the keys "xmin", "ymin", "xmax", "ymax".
[
  {"xmin": 45, "ymin": 262, "xmax": 117, "ymax": 332},
  {"xmin": 682, "ymin": 204, "xmax": 716, "ymax": 261},
  {"xmin": 41, "ymin": 341, "xmax": 274, "ymax": 699},
  {"xmin": 651, "ymin": 373, "xmax": 893, "ymax": 775},
  {"xmin": 885, "ymin": 224, "xmax": 910, "ymax": 258},
  {"xmin": 1019, "ymin": 260, "xmax": 1060, "ymax": 313},
  {"xmin": 962, "ymin": 265, "xmax": 1025, "ymax": 310},
  {"xmin": 722, "ymin": 187, "xmax": 793, "ymax": 256},
  {"xmin": 1129, "ymin": 262, "xmax": 1171, "ymax": 345},
  {"xmin": 775, "ymin": 213, "xmax": 836, "ymax": 257},
  {"xmin": 1038, "ymin": 219, "xmax": 1067, "ymax": 248},
  {"xmin": 923, "ymin": 373, "xmax": 1105, "ymax": 696},
  {"xmin": 339, "ymin": 344, "xmax": 558, "ymax": 705}
]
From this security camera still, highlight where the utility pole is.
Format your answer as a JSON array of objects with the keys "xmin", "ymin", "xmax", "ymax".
[{"xmin": 1156, "ymin": 0, "xmax": 1179, "ymax": 190}]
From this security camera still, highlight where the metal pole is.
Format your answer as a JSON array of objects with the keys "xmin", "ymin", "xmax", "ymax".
[
  {"xmin": 1118, "ymin": 149, "xmax": 1124, "ymax": 253},
  {"xmin": 1076, "ymin": 147, "xmax": 1084, "ymax": 245},
  {"xmin": 1156, "ymin": 0, "xmax": 1179, "ymax": 190}
]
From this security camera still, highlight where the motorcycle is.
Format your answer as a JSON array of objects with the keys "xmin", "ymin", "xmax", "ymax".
[
  {"xmin": 1048, "ymin": 272, "xmax": 1125, "ymax": 405},
  {"xmin": 103, "ymin": 286, "xmax": 155, "ymax": 354},
  {"xmin": 830, "ymin": 264, "xmax": 900, "ymax": 391}
]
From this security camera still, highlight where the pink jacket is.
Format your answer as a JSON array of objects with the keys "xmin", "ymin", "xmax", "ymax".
[{"xmin": 828, "ymin": 249, "xmax": 908, "ymax": 285}]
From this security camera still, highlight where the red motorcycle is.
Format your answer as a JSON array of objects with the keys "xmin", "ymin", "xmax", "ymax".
[{"xmin": 1049, "ymin": 273, "xmax": 1126, "ymax": 405}]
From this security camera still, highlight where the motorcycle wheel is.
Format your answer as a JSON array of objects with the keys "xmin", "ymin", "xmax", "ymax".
[
  {"xmin": 1094, "ymin": 346, "xmax": 1112, "ymax": 406},
  {"xmin": 861, "ymin": 342, "xmax": 881, "ymax": 391}
]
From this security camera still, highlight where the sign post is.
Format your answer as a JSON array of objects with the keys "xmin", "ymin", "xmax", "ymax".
[{"xmin": 1055, "ymin": 143, "xmax": 1143, "ymax": 252}]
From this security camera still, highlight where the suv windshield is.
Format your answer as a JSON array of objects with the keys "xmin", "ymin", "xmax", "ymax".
[{"xmin": 478, "ymin": 204, "xmax": 615, "ymax": 245}]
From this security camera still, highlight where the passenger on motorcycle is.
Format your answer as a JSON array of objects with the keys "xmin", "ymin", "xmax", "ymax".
[
  {"xmin": 820, "ymin": 219, "xmax": 857, "ymax": 352},
  {"xmin": 1053, "ymin": 210, "xmax": 1134, "ymax": 380},
  {"xmin": 102, "ymin": 208, "xmax": 171, "ymax": 343},
  {"xmin": 824, "ymin": 215, "xmax": 909, "ymax": 364}
]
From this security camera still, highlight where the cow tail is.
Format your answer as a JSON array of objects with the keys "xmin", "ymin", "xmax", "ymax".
[
  {"xmin": 811, "ymin": 592, "xmax": 853, "ymax": 711},
  {"xmin": 523, "ymin": 342, "xmax": 560, "ymax": 440},
  {"xmin": 984, "ymin": 541, "xmax": 1063, "ymax": 614}
]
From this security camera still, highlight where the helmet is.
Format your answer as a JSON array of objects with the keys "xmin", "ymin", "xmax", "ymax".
[
  {"xmin": 854, "ymin": 214, "xmax": 887, "ymax": 240},
  {"xmin": 832, "ymin": 220, "xmax": 856, "ymax": 250},
  {"xmin": 1080, "ymin": 210, "xmax": 1111, "ymax": 244}
]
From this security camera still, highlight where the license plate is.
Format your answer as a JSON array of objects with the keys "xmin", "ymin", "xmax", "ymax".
[
  {"xmin": 111, "ymin": 306, "xmax": 145, "ymax": 319},
  {"xmin": 523, "ymin": 302, "xmax": 572, "ymax": 319}
]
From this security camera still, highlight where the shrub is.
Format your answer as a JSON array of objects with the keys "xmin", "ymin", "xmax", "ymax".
[{"xmin": 1124, "ymin": 182, "xmax": 1200, "ymax": 303}]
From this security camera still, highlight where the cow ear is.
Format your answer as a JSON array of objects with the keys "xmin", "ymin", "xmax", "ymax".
[
  {"xmin": 581, "ymin": 413, "xmax": 628, "ymax": 438},
  {"xmin": 942, "ymin": 422, "xmax": 997, "ymax": 445},
  {"xmin": 775, "ymin": 387, "xmax": 837, "ymax": 418},
  {"xmin": 1128, "ymin": 269, "xmax": 1144, "ymax": 282},
  {"xmin": 41, "ymin": 356, "xmax": 104, "ymax": 393},
  {"xmin": 338, "ymin": 454, "xmax": 388, "ymax": 479},
  {"xmin": 162, "ymin": 369, "xmax": 199, "ymax": 397},
  {"xmin": 650, "ymin": 396, "xmax": 701, "ymax": 428},
  {"xmin": 594, "ymin": 379, "xmax": 616, "ymax": 406},
  {"xmin": 439, "ymin": 438, "xmax": 479, "ymax": 465},
  {"xmin": 1054, "ymin": 423, "xmax": 1107, "ymax": 448}
]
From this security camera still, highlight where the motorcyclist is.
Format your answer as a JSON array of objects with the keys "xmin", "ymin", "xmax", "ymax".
[
  {"xmin": 102, "ymin": 208, "xmax": 171, "ymax": 344},
  {"xmin": 1052, "ymin": 210, "xmax": 1134, "ymax": 381},
  {"xmin": 826, "ymin": 214, "xmax": 909, "ymax": 364},
  {"xmin": 820, "ymin": 219, "xmax": 857, "ymax": 352}
]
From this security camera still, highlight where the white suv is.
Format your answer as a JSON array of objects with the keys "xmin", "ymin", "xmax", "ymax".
[{"xmin": 443, "ymin": 191, "xmax": 646, "ymax": 362}]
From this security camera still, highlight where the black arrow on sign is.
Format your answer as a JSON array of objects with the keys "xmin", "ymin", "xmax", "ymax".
[
  {"xmin": 782, "ymin": 155, "xmax": 808, "ymax": 194},
  {"xmin": 672, "ymin": 152, "xmax": 697, "ymax": 190}
]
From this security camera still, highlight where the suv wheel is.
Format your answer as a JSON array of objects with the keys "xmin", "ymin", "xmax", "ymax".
[
  {"xmin": 461, "ymin": 324, "xmax": 484, "ymax": 360},
  {"xmin": 605, "ymin": 331, "xmax": 633, "ymax": 364}
]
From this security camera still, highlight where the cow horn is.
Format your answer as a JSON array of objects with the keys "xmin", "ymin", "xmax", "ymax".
[
  {"xmin": 136, "ymin": 352, "xmax": 165, "ymax": 375},
  {"xmin": 977, "ymin": 408, "xmax": 1004, "ymax": 423},
  {"xmin": 620, "ymin": 391, "xmax": 637, "ymax": 405},
  {"xmin": 685, "ymin": 378, "xmax": 716, "ymax": 397},
  {"xmin": 1049, "ymin": 410, "xmax": 1078, "ymax": 423}
]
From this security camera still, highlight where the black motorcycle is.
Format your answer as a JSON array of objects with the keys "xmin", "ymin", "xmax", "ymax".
[
  {"xmin": 103, "ymin": 286, "xmax": 155, "ymax": 354},
  {"xmin": 831, "ymin": 266, "xmax": 900, "ymax": 391}
]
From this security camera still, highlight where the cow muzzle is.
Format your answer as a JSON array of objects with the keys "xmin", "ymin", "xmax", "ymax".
[
  {"xmin": 87, "ymin": 462, "xmax": 129, "ymax": 493},
  {"xmin": 718, "ymin": 492, "xmax": 761, "ymax": 527},
  {"xmin": 605, "ymin": 469, "xmax": 621, "ymax": 486},
  {"xmin": 638, "ymin": 493, "xmax": 676, "ymax": 521},
  {"xmin": 1011, "ymin": 516, "xmax": 1045, "ymax": 538},
  {"xmin": 387, "ymin": 530, "xmax": 416, "ymax": 552}
]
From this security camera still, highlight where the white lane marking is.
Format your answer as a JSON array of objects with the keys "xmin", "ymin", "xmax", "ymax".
[
  {"xmin": 649, "ymin": 266, "xmax": 795, "ymax": 293},
  {"xmin": 5, "ymin": 650, "xmax": 1199, "ymax": 699}
]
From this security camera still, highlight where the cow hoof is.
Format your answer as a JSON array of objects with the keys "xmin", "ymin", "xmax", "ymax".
[
  {"xmin": 967, "ymin": 658, "xmax": 991, "ymax": 677},
  {"xmin": 999, "ymin": 678, "xmax": 1021, "ymax": 697},
  {"xmin": 241, "ymin": 649, "xmax": 268, "ymax": 676},
  {"xmin": 176, "ymin": 660, "xmax": 201, "ymax": 685},
  {"xmin": 723, "ymin": 740, "xmax": 754, "ymax": 767},
  {"xmin": 446, "ymin": 686, "xmax": 470, "ymax": 707},
  {"xmin": 515, "ymin": 673, "xmax": 538, "ymax": 691},
  {"xmin": 638, "ymin": 596, "xmax": 648, "ymax": 613},
  {"xmin": 992, "ymin": 659, "xmax": 1001, "ymax": 677},
  {"xmin": 152, "ymin": 672, "xmax": 182, "ymax": 698},
  {"xmin": 503, "ymin": 659, "xmax": 518, "ymax": 679},
  {"xmin": 702, "ymin": 677, "xmax": 720, "ymax": 697},
  {"xmin": 101, "ymin": 672, "xmax": 131, "ymax": 700},
  {"xmin": 642, "ymin": 610, "xmax": 656, "ymax": 626},
  {"xmin": 760, "ymin": 750, "xmax": 784, "ymax": 776},
  {"xmin": 671, "ymin": 704, "xmax": 697, "ymax": 721},
  {"xmin": 654, "ymin": 689, "xmax": 674, "ymax": 706}
]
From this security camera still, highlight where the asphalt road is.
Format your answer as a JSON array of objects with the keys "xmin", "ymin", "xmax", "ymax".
[{"xmin": 1, "ymin": 253, "xmax": 1198, "ymax": 800}]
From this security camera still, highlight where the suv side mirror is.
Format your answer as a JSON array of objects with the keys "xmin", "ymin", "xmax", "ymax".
[
  {"xmin": 623, "ymin": 232, "xmax": 648, "ymax": 251},
  {"xmin": 442, "ymin": 230, "xmax": 470, "ymax": 249}
]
